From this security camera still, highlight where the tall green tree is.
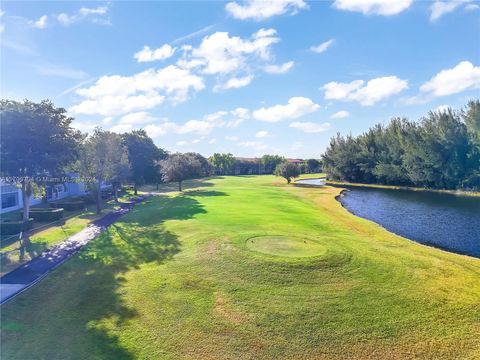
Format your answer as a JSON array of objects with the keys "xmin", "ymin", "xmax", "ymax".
[
  {"xmin": 275, "ymin": 162, "xmax": 300, "ymax": 184},
  {"xmin": 322, "ymin": 101, "xmax": 479, "ymax": 190},
  {"xmin": 79, "ymin": 129, "xmax": 129, "ymax": 213},
  {"xmin": 306, "ymin": 159, "xmax": 321, "ymax": 173},
  {"xmin": 123, "ymin": 130, "xmax": 166, "ymax": 195},
  {"xmin": 462, "ymin": 100, "xmax": 480, "ymax": 188},
  {"xmin": 261, "ymin": 154, "xmax": 286, "ymax": 174},
  {"xmin": 209, "ymin": 153, "xmax": 235, "ymax": 175},
  {"xmin": 159, "ymin": 153, "xmax": 210, "ymax": 191},
  {"xmin": 0, "ymin": 99, "xmax": 83, "ymax": 220}
]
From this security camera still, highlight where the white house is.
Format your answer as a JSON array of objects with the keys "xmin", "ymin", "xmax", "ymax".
[{"xmin": 0, "ymin": 175, "xmax": 111, "ymax": 214}]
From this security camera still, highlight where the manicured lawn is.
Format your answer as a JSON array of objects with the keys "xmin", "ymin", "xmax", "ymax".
[
  {"xmin": 1, "ymin": 176, "xmax": 479, "ymax": 359},
  {"xmin": 0, "ymin": 192, "xmax": 136, "ymax": 275}
]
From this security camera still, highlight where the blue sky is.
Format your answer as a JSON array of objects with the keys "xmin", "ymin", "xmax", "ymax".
[{"xmin": 1, "ymin": 0, "xmax": 479, "ymax": 158}]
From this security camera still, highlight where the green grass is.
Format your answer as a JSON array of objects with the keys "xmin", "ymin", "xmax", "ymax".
[
  {"xmin": 1, "ymin": 176, "xmax": 479, "ymax": 359},
  {"xmin": 0, "ymin": 192, "xmax": 136, "ymax": 274}
]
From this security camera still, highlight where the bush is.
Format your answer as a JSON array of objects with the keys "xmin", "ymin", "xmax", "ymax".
[
  {"xmin": 72, "ymin": 194, "xmax": 95, "ymax": 204},
  {"xmin": 1, "ymin": 218, "xmax": 34, "ymax": 235},
  {"xmin": 101, "ymin": 190, "xmax": 113, "ymax": 199},
  {"xmin": 50, "ymin": 200, "xmax": 85, "ymax": 211},
  {"xmin": 22, "ymin": 208, "xmax": 64, "ymax": 222}
]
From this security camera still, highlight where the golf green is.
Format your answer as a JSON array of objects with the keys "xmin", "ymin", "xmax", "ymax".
[{"xmin": 246, "ymin": 235, "xmax": 327, "ymax": 258}]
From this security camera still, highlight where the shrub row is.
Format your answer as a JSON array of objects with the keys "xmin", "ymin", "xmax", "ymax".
[
  {"xmin": 50, "ymin": 200, "xmax": 85, "ymax": 211},
  {"xmin": 22, "ymin": 208, "xmax": 64, "ymax": 222},
  {"xmin": 1, "ymin": 218, "xmax": 34, "ymax": 235}
]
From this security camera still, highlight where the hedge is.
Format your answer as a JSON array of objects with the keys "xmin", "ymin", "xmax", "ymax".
[
  {"xmin": 50, "ymin": 200, "xmax": 85, "ymax": 211},
  {"xmin": 1, "ymin": 218, "xmax": 34, "ymax": 235},
  {"xmin": 72, "ymin": 194, "xmax": 95, "ymax": 204},
  {"xmin": 22, "ymin": 208, "xmax": 64, "ymax": 222}
]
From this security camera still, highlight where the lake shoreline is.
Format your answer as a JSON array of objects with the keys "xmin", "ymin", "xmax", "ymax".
[
  {"xmin": 326, "ymin": 180, "xmax": 480, "ymax": 198},
  {"xmin": 336, "ymin": 186, "xmax": 480, "ymax": 259}
]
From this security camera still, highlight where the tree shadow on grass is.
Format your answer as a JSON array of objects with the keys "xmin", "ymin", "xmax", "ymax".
[
  {"xmin": 1, "ymin": 194, "xmax": 206, "ymax": 359},
  {"xmin": 141, "ymin": 177, "xmax": 225, "ymax": 194},
  {"xmin": 184, "ymin": 189, "xmax": 228, "ymax": 198}
]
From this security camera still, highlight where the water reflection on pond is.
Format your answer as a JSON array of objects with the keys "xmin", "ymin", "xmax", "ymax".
[
  {"xmin": 339, "ymin": 187, "xmax": 480, "ymax": 258},
  {"xmin": 295, "ymin": 178, "xmax": 326, "ymax": 186}
]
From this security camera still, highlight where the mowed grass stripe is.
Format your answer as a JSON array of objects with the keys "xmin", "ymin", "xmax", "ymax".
[{"xmin": 1, "ymin": 175, "xmax": 479, "ymax": 359}]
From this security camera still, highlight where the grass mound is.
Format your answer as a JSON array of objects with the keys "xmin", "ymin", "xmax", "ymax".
[{"xmin": 246, "ymin": 235, "xmax": 327, "ymax": 258}]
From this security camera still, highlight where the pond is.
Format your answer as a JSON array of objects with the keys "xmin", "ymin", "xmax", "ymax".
[
  {"xmin": 339, "ymin": 187, "xmax": 480, "ymax": 258},
  {"xmin": 295, "ymin": 178, "xmax": 326, "ymax": 186}
]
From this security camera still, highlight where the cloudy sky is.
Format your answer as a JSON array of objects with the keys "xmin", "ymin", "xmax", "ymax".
[{"xmin": 1, "ymin": 0, "xmax": 479, "ymax": 158}]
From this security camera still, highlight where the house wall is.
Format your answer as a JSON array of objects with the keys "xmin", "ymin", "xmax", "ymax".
[{"xmin": 0, "ymin": 179, "xmax": 91, "ymax": 215}]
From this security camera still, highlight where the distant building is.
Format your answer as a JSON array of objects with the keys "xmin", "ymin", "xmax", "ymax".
[
  {"xmin": 286, "ymin": 159, "xmax": 304, "ymax": 164},
  {"xmin": 0, "ymin": 174, "xmax": 110, "ymax": 214}
]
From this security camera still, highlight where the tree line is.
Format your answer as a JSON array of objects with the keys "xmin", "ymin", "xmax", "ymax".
[
  {"xmin": 1, "ymin": 100, "xmax": 195, "ymax": 219},
  {"xmin": 322, "ymin": 100, "xmax": 480, "ymax": 190},
  {"xmin": 208, "ymin": 153, "xmax": 321, "ymax": 176}
]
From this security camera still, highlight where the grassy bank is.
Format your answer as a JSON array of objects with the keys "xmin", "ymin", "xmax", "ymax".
[
  {"xmin": 1, "ymin": 176, "xmax": 479, "ymax": 359},
  {"xmin": 326, "ymin": 180, "xmax": 480, "ymax": 197}
]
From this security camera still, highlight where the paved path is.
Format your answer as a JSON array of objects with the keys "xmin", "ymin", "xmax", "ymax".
[{"xmin": 0, "ymin": 196, "xmax": 148, "ymax": 304}]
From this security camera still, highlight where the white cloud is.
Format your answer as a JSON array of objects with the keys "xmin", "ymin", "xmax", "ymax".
[
  {"xmin": 0, "ymin": 24, "xmax": 4, "ymax": 33},
  {"xmin": 264, "ymin": 61, "xmax": 294, "ymax": 74},
  {"xmin": 135, "ymin": 107, "xmax": 246, "ymax": 140},
  {"xmin": 177, "ymin": 119, "xmax": 217, "ymax": 135},
  {"xmin": 209, "ymin": 138, "xmax": 217, "ymax": 144},
  {"xmin": 225, "ymin": 0, "xmax": 308, "ymax": 20},
  {"xmin": 171, "ymin": 24, "xmax": 216, "ymax": 45},
  {"xmin": 436, "ymin": 104, "xmax": 450, "ymax": 112},
  {"xmin": 226, "ymin": 135, "xmax": 240, "ymax": 141},
  {"xmin": 204, "ymin": 110, "xmax": 228, "ymax": 122},
  {"xmin": 119, "ymin": 112, "xmax": 156, "ymax": 125},
  {"xmin": 430, "ymin": 0, "xmax": 472, "ymax": 21},
  {"xmin": 110, "ymin": 124, "xmax": 134, "ymax": 134},
  {"xmin": 330, "ymin": 110, "xmax": 350, "ymax": 119},
  {"xmin": 57, "ymin": 13, "xmax": 73, "ymax": 26},
  {"xmin": 420, "ymin": 61, "xmax": 480, "ymax": 97},
  {"xmin": 255, "ymin": 130, "xmax": 269, "ymax": 138},
  {"xmin": 310, "ymin": 39, "xmax": 334, "ymax": 54},
  {"xmin": 177, "ymin": 140, "xmax": 188, "ymax": 147},
  {"xmin": 143, "ymin": 120, "xmax": 213, "ymax": 139},
  {"xmin": 178, "ymin": 28, "xmax": 279, "ymax": 75},
  {"xmin": 253, "ymin": 97, "xmax": 320, "ymax": 122},
  {"xmin": 79, "ymin": 6, "xmax": 108, "ymax": 16},
  {"xmin": 465, "ymin": 3, "xmax": 480, "ymax": 11},
  {"xmin": 30, "ymin": 15, "xmax": 48, "ymax": 29},
  {"xmin": 333, "ymin": 0, "xmax": 412, "ymax": 15},
  {"xmin": 70, "ymin": 94, "xmax": 165, "ymax": 117},
  {"xmin": 134, "ymin": 44, "xmax": 176, "ymax": 62},
  {"xmin": 102, "ymin": 117, "xmax": 114, "ymax": 125},
  {"xmin": 70, "ymin": 65, "xmax": 205, "ymax": 116},
  {"xmin": 71, "ymin": 120, "xmax": 98, "ymax": 134},
  {"xmin": 289, "ymin": 121, "xmax": 331, "ymax": 133},
  {"xmin": 239, "ymin": 141, "xmax": 268, "ymax": 150},
  {"xmin": 213, "ymin": 75, "xmax": 254, "ymax": 91},
  {"xmin": 58, "ymin": 5, "xmax": 109, "ymax": 26},
  {"xmin": 192, "ymin": 139, "xmax": 201, "ymax": 144},
  {"xmin": 231, "ymin": 107, "xmax": 250, "ymax": 119},
  {"xmin": 322, "ymin": 76, "xmax": 408, "ymax": 106}
]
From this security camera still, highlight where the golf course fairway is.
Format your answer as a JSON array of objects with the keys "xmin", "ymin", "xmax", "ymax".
[{"xmin": 1, "ymin": 175, "xmax": 479, "ymax": 359}]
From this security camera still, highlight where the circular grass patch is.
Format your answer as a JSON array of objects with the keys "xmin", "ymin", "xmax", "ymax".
[{"xmin": 246, "ymin": 236, "xmax": 327, "ymax": 258}]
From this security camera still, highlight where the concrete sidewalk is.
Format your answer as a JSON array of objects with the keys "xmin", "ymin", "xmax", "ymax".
[{"xmin": 0, "ymin": 196, "xmax": 148, "ymax": 304}]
